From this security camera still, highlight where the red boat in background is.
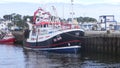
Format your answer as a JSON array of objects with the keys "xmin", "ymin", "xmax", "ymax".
[{"xmin": 0, "ymin": 31, "xmax": 15, "ymax": 44}]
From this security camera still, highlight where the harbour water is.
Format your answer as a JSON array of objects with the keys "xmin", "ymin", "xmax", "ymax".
[{"xmin": 0, "ymin": 44, "xmax": 120, "ymax": 68}]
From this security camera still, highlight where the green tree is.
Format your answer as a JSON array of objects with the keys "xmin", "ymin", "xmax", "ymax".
[
  {"xmin": 76, "ymin": 16, "xmax": 97, "ymax": 23},
  {"xmin": 3, "ymin": 13, "xmax": 24, "ymax": 28},
  {"xmin": 3, "ymin": 15, "xmax": 12, "ymax": 20}
]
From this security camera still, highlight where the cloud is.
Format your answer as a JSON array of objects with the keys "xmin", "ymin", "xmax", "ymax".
[
  {"xmin": 0, "ymin": 0, "xmax": 120, "ymax": 5},
  {"xmin": 0, "ymin": 0, "xmax": 71, "ymax": 4},
  {"xmin": 0, "ymin": 1, "xmax": 120, "ymax": 21},
  {"xmin": 74, "ymin": 0, "xmax": 120, "ymax": 5},
  {"xmin": 109, "ymin": 0, "xmax": 120, "ymax": 2}
]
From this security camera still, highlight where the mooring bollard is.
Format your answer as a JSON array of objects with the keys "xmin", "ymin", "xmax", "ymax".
[{"xmin": 107, "ymin": 30, "xmax": 110, "ymax": 34}]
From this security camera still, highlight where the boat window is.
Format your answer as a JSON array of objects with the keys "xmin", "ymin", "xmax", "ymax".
[
  {"xmin": 37, "ymin": 19, "xmax": 39, "ymax": 21},
  {"xmin": 43, "ymin": 24, "xmax": 45, "ymax": 27},
  {"xmin": 44, "ymin": 25, "xmax": 46, "ymax": 27},
  {"xmin": 84, "ymin": 25, "xmax": 87, "ymax": 28},
  {"xmin": 40, "ymin": 25, "xmax": 42, "ymax": 28},
  {"xmin": 40, "ymin": 17, "xmax": 43, "ymax": 19}
]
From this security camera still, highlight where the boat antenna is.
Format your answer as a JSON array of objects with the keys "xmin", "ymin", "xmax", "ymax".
[
  {"xmin": 70, "ymin": 0, "xmax": 74, "ymax": 24},
  {"xmin": 52, "ymin": 6, "xmax": 59, "ymax": 22}
]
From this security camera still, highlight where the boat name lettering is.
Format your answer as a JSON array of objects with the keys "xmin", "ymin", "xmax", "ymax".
[
  {"xmin": 46, "ymin": 36, "xmax": 50, "ymax": 38},
  {"xmin": 39, "ymin": 37, "xmax": 43, "ymax": 39},
  {"xmin": 53, "ymin": 38, "xmax": 57, "ymax": 42},
  {"xmin": 53, "ymin": 37, "xmax": 62, "ymax": 42},
  {"xmin": 31, "ymin": 38, "xmax": 36, "ymax": 40},
  {"xmin": 57, "ymin": 37, "xmax": 62, "ymax": 40}
]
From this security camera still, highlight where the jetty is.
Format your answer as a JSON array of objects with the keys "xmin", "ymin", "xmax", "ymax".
[{"xmin": 83, "ymin": 30, "xmax": 120, "ymax": 55}]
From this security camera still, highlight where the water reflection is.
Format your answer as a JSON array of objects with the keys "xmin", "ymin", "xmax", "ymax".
[
  {"xmin": 80, "ymin": 52, "xmax": 120, "ymax": 68},
  {"xmin": 23, "ymin": 50, "xmax": 120, "ymax": 68},
  {"xmin": 0, "ymin": 44, "xmax": 120, "ymax": 68},
  {"xmin": 24, "ymin": 50, "xmax": 81, "ymax": 68}
]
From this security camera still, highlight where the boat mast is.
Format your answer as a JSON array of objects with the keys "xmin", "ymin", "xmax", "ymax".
[{"xmin": 52, "ymin": 6, "xmax": 59, "ymax": 22}]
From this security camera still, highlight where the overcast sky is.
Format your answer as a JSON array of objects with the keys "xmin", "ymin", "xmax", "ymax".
[
  {"xmin": 0, "ymin": 0, "xmax": 120, "ymax": 21},
  {"xmin": 1, "ymin": 0, "xmax": 120, "ymax": 5}
]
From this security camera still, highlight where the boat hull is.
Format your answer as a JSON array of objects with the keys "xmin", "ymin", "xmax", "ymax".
[
  {"xmin": 24, "ymin": 30, "xmax": 84, "ymax": 53},
  {"xmin": 0, "ymin": 38, "xmax": 15, "ymax": 44},
  {"xmin": 24, "ymin": 46, "xmax": 81, "ymax": 53}
]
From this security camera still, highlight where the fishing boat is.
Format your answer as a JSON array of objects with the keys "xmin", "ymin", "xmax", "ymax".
[
  {"xmin": 23, "ymin": 7, "xmax": 84, "ymax": 53},
  {"xmin": 0, "ymin": 30, "xmax": 15, "ymax": 44},
  {"xmin": 0, "ymin": 20, "xmax": 15, "ymax": 44}
]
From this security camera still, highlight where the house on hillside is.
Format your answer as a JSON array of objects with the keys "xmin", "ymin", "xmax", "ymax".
[
  {"xmin": 80, "ymin": 22, "xmax": 100, "ymax": 31},
  {"xmin": 0, "ymin": 19, "xmax": 13, "ymax": 31}
]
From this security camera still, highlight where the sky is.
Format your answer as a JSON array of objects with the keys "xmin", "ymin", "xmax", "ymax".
[
  {"xmin": 0, "ymin": 0, "xmax": 120, "ymax": 22},
  {"xmin": 1, "ymin": 0, "xmax": 120, "ymax": 4}
]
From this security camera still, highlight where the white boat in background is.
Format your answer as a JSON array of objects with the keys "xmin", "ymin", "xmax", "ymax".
[
  {"xmin": 23, "ymin": 7, "xmax": 84, "ymax": 53},
  {"xmin": 0, "ymin": 20, "xmax": 15, "ymax": 44}
]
